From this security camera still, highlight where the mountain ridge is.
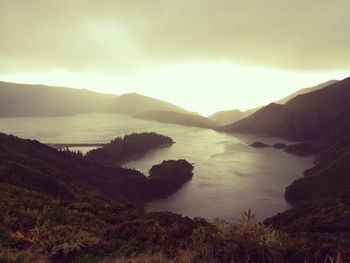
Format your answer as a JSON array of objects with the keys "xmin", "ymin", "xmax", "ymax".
[
  {"xmin": 0, "ymin": 81, "xmax": 190, "ymax": 117},
  {"xmin": 217, "ymin": 77, "xmax": 350, "ymax": 141},
  {"xmin": 209, "ymin": 80, "xmax": 339, "ymax": 126}
]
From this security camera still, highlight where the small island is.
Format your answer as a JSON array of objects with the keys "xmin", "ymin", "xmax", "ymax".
[
  {"xmin": 85, "ymin": 132, "xmax": 174, "ymax": 167},
  {"xmin": 272, "ymin": 143, "xmax": 287, "ymax": 149},
  {"xmin": 250, "ymin": 141, "xmax": 270, "ymax": 148},
  {"xmin": 145, "ymin": 159, "xmax": 194, "ymax": 199}
]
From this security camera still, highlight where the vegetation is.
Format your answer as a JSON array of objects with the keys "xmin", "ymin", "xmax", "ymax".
[
  {"xmin": 145, "ymin": 160, "xmax": 194, "ymax": 199},
  {"xmin": 85, "ymin": 132, "xmax": 174, "ymax": 167},
  {"xmin": 1, "ymin": 132, "xmax": 349, "ymax": 262},
  {"xmin": 1, "ymin": 186, "xmax": 345, "ymax": 263},
  {"xmin": 263, "ymin": 116, "xmax": 350, "ymax": 261}
]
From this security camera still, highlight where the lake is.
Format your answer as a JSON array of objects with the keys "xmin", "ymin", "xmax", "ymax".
[{"xmin": 0, "ymin": 113, "xmax": 313, "ymax": 222}]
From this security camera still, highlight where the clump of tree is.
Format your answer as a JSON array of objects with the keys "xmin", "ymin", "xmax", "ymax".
[
  {"xmin": 85, "ymin": 132, "xmax": 174, "ymax": 167},
  {"xmin": 144, "ymin": 160, "xmax": 194, "ymax": 200}
]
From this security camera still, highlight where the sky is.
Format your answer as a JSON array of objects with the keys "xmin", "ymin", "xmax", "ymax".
[{"xmin": 0, "ymin": 0, "xmax": 350, "ymax": 116}]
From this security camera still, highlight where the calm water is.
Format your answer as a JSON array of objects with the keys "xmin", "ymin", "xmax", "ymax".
[{"xmin": 0, "ymin": 113, "xmax": 313, "ymax": 222}]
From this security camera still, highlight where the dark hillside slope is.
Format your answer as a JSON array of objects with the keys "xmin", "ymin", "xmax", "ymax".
[
  {"xmin": 0, "ymin": 133, "xmax": 193, "ymax": 205},
  {"xmin": 0, "ymin": 133, "xmax": 146, "ymax": 203},
  {"xmin": 284, "ymin": 122, "xmax": 350, "ymax": 203},
  {"xmin": 218, "ymin": 77, "xmax": 350, "ymax": 141},
  {"xmin": 265, "ymin": 123, "xmax": 350, "ymax": 239}
]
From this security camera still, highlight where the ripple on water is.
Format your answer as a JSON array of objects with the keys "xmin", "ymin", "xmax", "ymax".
[{"xmin": 0, "ymin": 113, "xmax": 314, "ymax": 223}]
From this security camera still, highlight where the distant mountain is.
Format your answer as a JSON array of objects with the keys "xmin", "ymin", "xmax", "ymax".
[
  {"xmin": 209, "ymin": 80, "xmax": 338, "ymax": 126},
  {"xmin": 113, "ymin": 93, "xmax": 189, "ymax": 115},
  {"xmin": 133, "ymin": 110, "xmax": 218, "ymax": 128},
  {"xmin": 218, "ymin": 77, "xmax": 350, "ymax": 141},
  {"xmin": 0, "ymin": 81, "xmax": 189, "ymax": 117},
  {"xmin": 208, "ymin": 109, "xmax": 254, "ymax": 126},
  {"xmin": 0, "ymin": 81, "xmax": 117, "ymax": 117}
]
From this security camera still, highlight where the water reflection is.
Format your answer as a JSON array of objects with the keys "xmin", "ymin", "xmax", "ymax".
[{"xmin": 0, "ymin": 113, "xmax": 314, "ymax": 222}]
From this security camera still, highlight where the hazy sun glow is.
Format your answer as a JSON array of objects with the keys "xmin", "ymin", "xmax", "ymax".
[
  {"xmin": 1, "ymin": 63, "xmax": 349, "ymax": 116},
  {"xmin": 1, "ymin": 1, "xmax": 350, "ymax": 115}
]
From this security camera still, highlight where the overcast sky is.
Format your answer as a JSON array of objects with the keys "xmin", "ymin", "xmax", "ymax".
[{"xmin": 1, "ymin": 0, "xmax": 349, "ymax": 115}]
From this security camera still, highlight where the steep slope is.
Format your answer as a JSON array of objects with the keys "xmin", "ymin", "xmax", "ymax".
[
  {"xmin": 113, "ymin": 93, "xmax": 189, "ymax": 115},
  {"xmin": 218, "ymin": 77, "xmax": 350, "ymax": 141},
  {"xmin": 0, "ymin": 133, "xmax": 145, "ymax": 203},
  {"xmin": 133, "ymin": 110, "xmax": 218, "ymax": 128},
  {"xmin": 265, "ymin": 123, "xmax": 350, "ymax": 241},
  {"xmin": 285, "ymin": 122, "xmax": 350, "ymax": 203},
  {"xmin": 0, "ymin": 81, "xmax": 117, "ymax": 117},
  {"xmin": 209, "ymin": 80, "xmax": 338, "ymax": 125}
]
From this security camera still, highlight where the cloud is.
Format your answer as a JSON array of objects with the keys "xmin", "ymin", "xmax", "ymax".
[{"xmin": 1, "ymin": 0, "xmax": 350, "ymax": 73}]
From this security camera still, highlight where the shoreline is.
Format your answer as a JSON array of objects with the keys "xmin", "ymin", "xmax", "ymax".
[
  {"xmin": 47, "ymin": 143, "xmax": 107, "ymax": 150},
  {"xmin": 120, "ymin": 142, "xmax": 175, "ymax": 166}
]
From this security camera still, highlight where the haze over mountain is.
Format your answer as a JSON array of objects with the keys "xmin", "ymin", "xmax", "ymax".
[
  {"xmin": 208, "ymin": 109, "xmax": 252, "ymax": 126},
  {"xmin": 0, "ymin": 81, "xmax": 189, "ymax": 117},
  {"xmin": 209, "ymin": 80, "xmax": 339, "ymax": 126},
  {"xmin": 133, "ymin": 110, "xmax": 218, "ymax": 129},
  {"xmin": 0, "ymin": 81, "xmax": 116, "ymax": 117},
  {"xmin": 218, "ymin": 77, "xmax": 350, "ymax": 141},
  {"xmin": 113, "ymin": 93, "xmax": 188, "ymax": 115},
  {"xmin": 2, "ymin": 1, "xmax": 350, "ymax": 115}
]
